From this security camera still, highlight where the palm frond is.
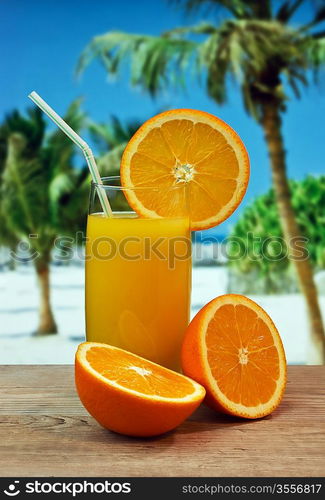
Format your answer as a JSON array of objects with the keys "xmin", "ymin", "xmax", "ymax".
[
  {"xmin": 0, "ymin": 107, "xmax": 45, "ymax": 168},
  {"xmin": 88, "ymin": 121, "xmax": 119, "ymax": 151},
  {"xmin": 163, "ymin": 22, "xmax": 217, "ymax": 37},
  {"xmin": 3, "ymin": 108, "xmax": 45, "ymax": 152},
  {"xmin": 49, "ymin": 171, "xmax": 75, "ymax": 222},
  {"xmin": 89, "ymin": 116, "xmax": 143, "ymax": 177},
  {"xmin": 50, "ymin": 167, "xmax": 90, "ymax": 234},
  {"xmin": 97, "ymin": 143, "xmax": 126, "ymax": 176},
  {"xmin": 197, "ymin": 31, "xmax": 229, "ymax": 102},
  {"xmin": 312, "ymin": 29, "xmax": 325, "ymax": 39},
  {"xmin": 0, "ymin": 98, "xmax": 92, "ymax": 258},
  {"xmin": 88, "ymin": 116, "xmax": 141, "ymax": 152},
  {"xmin": 306, "ymin": 35, "xmax": 325, "ymax": 70},
  {"xmin": 276, "ymin": 0, "xmax": 304, "ymax": 23},
  {"xmin": 76, "ymin": 2, "xmax": 325, "ymax": 126},
  {"xmin": 2, "ymin": 133, "xmax": 49, "ymax": 247},
  {"xmin": 77, "ymin": 31, "xmax": 199, "ymax": 96},
  {"xmin": 44, "ymin": 98, "xmax": 86, "ymax": 175},
  {"xmin": 301, "ymin": 5, "xmax": 325, "ymax": 32},
  {"xmin": 245, "ymin": 0, "xmax": 272, "ymax": 19},
  {"xmin": 283, "ymin": 66, "xmax": 308, "ymax": 98},
  {"xmin": 169, "ymin": 0, "xmax": 253, "ymax": 19},
  {"xmin": 0, "ymin": 200, "xmax": 19, "ymax": 250},
  {"xmin": 201, "ymin": 18, "xmax": 309, "ymax": 116}
]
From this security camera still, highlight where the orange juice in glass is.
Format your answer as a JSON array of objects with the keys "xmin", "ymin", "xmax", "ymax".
[{"xmin": 85, "ymin": 176, "xmax": 191, "ymax": 371}]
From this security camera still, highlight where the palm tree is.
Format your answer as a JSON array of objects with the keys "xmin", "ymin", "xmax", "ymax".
[
  {"xmin": 77, "ymin": 0, "xmax": 325, "ymax": 363},
  {"xmin": 0, "ymin": 109, "xmax": 44, "ymax": 270},
  {"xmin": 0, "ymin": 109, "xmax": 143, "ymax": 334},
  {"xmin": 0, "ymin": 103, "xmax": 89, "ymax": 334}
]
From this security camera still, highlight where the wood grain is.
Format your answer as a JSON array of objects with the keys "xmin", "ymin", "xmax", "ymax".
[{"xmin": 0, "ymin": 365, "xmax": 324, "ymax": 477}]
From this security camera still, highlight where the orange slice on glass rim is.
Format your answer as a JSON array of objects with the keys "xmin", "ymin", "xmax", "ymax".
[
  {"xmin": 120, "ymin": 109, "xmax": 250, "ymax": 230},
  {"xmin": 181, "ymin": 294, "xmax": 287, "ymax": 418}
]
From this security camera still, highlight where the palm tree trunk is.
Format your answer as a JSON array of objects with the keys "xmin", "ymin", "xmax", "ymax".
[
  {"xmin": 35, "ymin": 256, "xmax": 57, "ymax": 335},
  {"xmin": 261, "ymin": 103, "xmax": 325, "ymax": 364}
]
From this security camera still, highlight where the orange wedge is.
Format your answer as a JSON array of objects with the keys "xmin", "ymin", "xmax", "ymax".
[
  {"xmin": 182, "ymin": 295, "xmax": 287, "ymax": 418},
  {"xmin": 120, "ymin": 109, "xmax": 249, "ymax": 230},
  {"xmin": 75, "ymin": 342, "xmax": 205, "ymax": 437}
]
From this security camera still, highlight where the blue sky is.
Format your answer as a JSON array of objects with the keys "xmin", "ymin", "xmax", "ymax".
[{"xmin": 2, "ymin": 0, "xmax": 325, "ymax": 234}]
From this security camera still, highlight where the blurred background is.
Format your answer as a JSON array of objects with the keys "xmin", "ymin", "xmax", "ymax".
[{"xmin": 1, "ymin": 0, "xmax": 324, "ymax": 365}]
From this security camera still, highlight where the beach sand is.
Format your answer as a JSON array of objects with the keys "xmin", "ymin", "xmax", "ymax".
[{"xmin": 1, "ymin": 265, "xmax": 324, "ymax": 364}]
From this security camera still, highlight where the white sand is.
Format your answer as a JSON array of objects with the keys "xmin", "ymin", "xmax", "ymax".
[{"xmin": 1, "ymin": 265, "xmax": 324, "ymax": 365}]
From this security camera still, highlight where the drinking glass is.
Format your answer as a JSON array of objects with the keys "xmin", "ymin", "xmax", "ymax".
[{"xmin": 86, "ymin": 176, "xmax": 191, "ymax": 371}]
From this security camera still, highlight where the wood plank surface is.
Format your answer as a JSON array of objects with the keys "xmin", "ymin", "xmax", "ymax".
[{"xmin": 0, "ymin": 365, "xmax": 324, "ymax": 477}]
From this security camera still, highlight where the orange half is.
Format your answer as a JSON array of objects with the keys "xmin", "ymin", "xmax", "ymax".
[
  {"xmin": 75, "ymin": 342, "xmax": 205, "ymax": 436},
  {"xmin": 181, "ymin": 295, "xmax": 287, "ymax": 418},
  {"xmin": 120, "ymin": 109, "xmax": 250, "ymax": 230}
]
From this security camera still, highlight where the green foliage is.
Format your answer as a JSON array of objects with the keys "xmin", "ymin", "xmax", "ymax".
[
  {"xmin": 88, "ymin": 115, "xmax": 142, "ymax": 177},
  {"xmin": 0, "ymin": 103, "xmax": 89, "ymax": 261},
  {"xmin": 77, "ymin": 31, "xmax": 198, "ymax": 97},
  {"xmin": 0, "ymin": 108, "xmax": 146, "ymax": 265},
  {"xmin": 88, "ymin": 115, "xmax": 145, "ymax": 212},
  {"xmin": 0, "ymin": 108, "xmax": 45, "ymax": 168},
  {"xmin": 77, "ymin": 1, "xmax": 325, "ymax": 121},
  {"xmin": 97, "ymin": 143, "xmax": 126, "ymax": 176},
  {"xmin": 43, "ymin": 99, "xmax": 85, "ymax": 177},
  {"xmin": 0, "ymin": 110, "xmax": 46, "ymax": 252},
  {"xmin": 228, "ymin": 176, "xmax": 325, "ymax": 292},
  {"xmin": 3, "ymin": 134, "xmax": 49, "ymax": 246},
  {"xmin": 89, "ymin": 116, "xmax": 140, "ymax": 151}
]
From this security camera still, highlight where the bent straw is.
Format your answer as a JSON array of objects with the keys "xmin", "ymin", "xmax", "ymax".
[{"xmin": 28, "ymin": 91, "xmax": 112, "ymax": 217}]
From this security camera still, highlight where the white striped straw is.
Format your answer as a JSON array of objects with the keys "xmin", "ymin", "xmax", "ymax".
[{"xmin": 28, "ymin": 91, "xmax": 112, "ymax": 217}]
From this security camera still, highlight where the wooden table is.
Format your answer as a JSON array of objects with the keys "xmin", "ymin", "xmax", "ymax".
[{"xmin": 0, "ymin": 365, "xmax": 324, "ymax": 477}]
